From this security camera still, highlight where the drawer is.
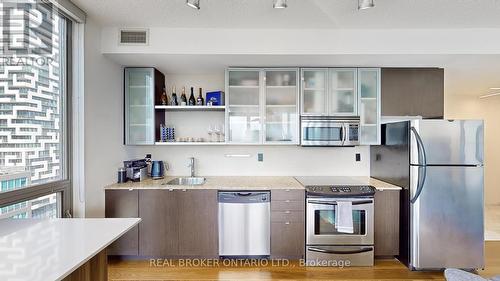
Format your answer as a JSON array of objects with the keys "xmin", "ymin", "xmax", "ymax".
[
  {"xmin": 271, "ymin": 200, "xmax": 304, "ymax": 211},
  {"xmin": 271, "ymin": 189, "xmax": 305, "ymax": 201},
  {"xmin": 271, "ymin": 210, "xmax": 304, "ymax": 222},
  {"xmin": 271, "ymin": 221, "xmax": 305, "ymax": 258}
]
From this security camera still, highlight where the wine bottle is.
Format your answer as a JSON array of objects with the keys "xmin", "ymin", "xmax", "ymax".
[
  {"xmin": 196, "ymin": 88, "xmax": 204, "ymax": 106},
  {"xmin": 170, "ymin": 85, "xmax": 178, "ymax": 106},
  {"xmin": 180, "ymin": 86, "xmax": 187, "ymax": 106},
  {"xmin": 160, "ymin": 87, "xmax": 168, "ymax": 105},
  {"xmin": 188, "ymin": 87, "xmax": 196, "ymax": 106}
]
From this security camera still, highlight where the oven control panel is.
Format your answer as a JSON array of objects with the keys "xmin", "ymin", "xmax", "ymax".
[{"xmin": 306, "ymin": 185, "xmax": 375, "ymax": 197}]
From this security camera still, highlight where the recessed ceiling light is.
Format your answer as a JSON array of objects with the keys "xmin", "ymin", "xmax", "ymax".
[
  {"xmin": 490, "ymin": 87, "xmax": 500, "ymax": 90},
  {"xmin": 358, "ymin": 0, "xmax": 375, "ymax": 10},
  {"xmin": 479, "ymin": 92, "xmax": 500, "ymax": 99},
  {"xmin": 273, "ymin": 0, "xmax": 287, "ymax": 9},
  {"xmin": 186, "ymin": 0, "xmax": 200, "ymax": 10}
]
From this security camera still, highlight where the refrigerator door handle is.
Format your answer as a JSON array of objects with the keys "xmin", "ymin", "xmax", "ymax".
[
  {"xmin": 410, "ymin": 127, "xmax": 428, "ymax": 203},
  {"xmin": 411, "ymin": 127, "xmax": 427, "ymax": 166}
]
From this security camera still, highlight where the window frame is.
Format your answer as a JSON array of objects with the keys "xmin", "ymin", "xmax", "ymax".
[{"xmin": 0, "ymin": 6, "xmax": 73, "ymax": 218}]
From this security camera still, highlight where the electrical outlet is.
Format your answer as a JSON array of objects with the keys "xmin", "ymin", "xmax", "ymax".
[
  {"xmin": 355, "ymin": 153, "xmax": 361, "ymax": 162},
  {"xmin": 258, "ymin": 153, "xmax": 264, "ymax": 162}
]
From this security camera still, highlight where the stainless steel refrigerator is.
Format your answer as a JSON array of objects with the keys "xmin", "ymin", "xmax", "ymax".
[{"xmin": 371, "ymin": 119, "xmax": 484, "ymax": 270}]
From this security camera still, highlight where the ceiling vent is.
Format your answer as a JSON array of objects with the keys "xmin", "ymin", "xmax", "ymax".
[{"xmin": 119, "ymin": 29, "xmax": 149, "ymax": 45}]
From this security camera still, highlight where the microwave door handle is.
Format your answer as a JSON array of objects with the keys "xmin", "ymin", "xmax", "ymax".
[
  {"xmin": 343, "ymin": 124, "xmax": 348, "ymax": 144},
  {"xmin": 308, "ymin": 200, "xmax": 373, "ymax": 206}
]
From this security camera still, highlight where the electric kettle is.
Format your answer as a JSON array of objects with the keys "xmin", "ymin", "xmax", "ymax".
[{"xmin": 151, "ymin": 161, "xmax": 167, "ymax": 179}]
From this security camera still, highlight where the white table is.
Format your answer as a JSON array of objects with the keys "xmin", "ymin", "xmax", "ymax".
[{"xmin": 0, "ymin": 218, "xmax": 140, "ymax": 281}]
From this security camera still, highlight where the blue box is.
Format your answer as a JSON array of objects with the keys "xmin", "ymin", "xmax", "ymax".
[{"xmin": 206, "ymin": 91, "xmax": 225, "ymax": 106}]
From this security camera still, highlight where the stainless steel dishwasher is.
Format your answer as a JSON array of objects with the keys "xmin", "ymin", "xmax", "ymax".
[{"xmin": 218, "ymin": 191, "xmax": 270, "ymax": 258}]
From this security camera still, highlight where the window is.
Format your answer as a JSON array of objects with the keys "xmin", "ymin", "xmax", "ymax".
[{"xmin": 0, "ymin": 1, "xmax": 72, "ymax": 218}]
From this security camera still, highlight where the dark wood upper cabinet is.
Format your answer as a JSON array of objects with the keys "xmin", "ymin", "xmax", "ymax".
[
  {"xmin": 105, "ymin": 190, "xmax": 139, "ymax": 255},
  {"xmin": 381, "ymin": 68, "xmax": 444, "ymax": 119},
  {"xmin": 138, "ymin": 190, "xmax": 178, "ymax": 256},
  {"xmin": 177, "ymin": 190, "xmax": 218, "ymax": 257}
]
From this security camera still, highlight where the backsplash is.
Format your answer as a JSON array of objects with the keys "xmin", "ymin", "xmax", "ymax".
[{"xmin": 124, "ymin": 145, "xmax": 370, "ymax": 177}]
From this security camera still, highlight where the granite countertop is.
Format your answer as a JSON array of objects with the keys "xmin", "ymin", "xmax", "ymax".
[
  {"xmin": 105, "ymin": 176, "xmax": 304, "ymax": 190},
  {"xmin": 0, "ymin": 218, "xmax": 140, "ymax": 281},
  {"xmin": 105, "ymin": 176, "xmax": 402, "ymax": 191}
]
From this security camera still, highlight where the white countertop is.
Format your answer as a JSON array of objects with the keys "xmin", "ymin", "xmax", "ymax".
[
  {"xmin": 294, "ymin": 176, "xmax": 402, "ymax": 191},
  {"xmin": 0, "ymin": 218, "xmax": 141, "ymax": 281}
]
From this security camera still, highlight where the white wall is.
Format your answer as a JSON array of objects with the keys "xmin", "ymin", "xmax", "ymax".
[
  {"xmin": 84, "ymin": 18, "xmax": 126, "ymax": 217},
  {"xmin": 102, "ymin": 28, "xmax": 500, "ymax": 55},
  {"xmin": 445, "ymin": 94, "xmax": 500, "ymax": 205},
  {"xmin": 125, "ymin": 145, "xmax": 369, "ymax": 177}
]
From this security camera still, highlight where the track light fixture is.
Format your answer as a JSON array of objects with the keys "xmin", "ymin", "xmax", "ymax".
[
  {"xmin": 273, "ymin": 0, "xmax": 287, "ymax": 9},
  {"xmin": 186, "ymin": 0, "xmax": 200, "ymax": 10},
  {"xmin": 358, "ymin": 0, "xmax": 375, "ymax": 10}
]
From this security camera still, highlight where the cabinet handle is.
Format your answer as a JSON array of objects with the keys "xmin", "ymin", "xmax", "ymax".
[
  {"xmin": 285, "ymin": 211, "xmax": 291, "ymax": 214},
  {"xmin": 182, "ymin": 189, "xmax": 187, "ymax": 192},
  {"xmin": 285, "ymin": 200, "xmax": 291, "ymax": 203},
  {"xmin": 285, "ymin": 222, "xmax": 290, "ymax": 225},
  {"xmin": 285, "ymin": 189, "xmax": 290, "ymax": 192}
]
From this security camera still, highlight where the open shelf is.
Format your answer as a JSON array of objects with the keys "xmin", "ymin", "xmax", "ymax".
[{"xmin": 154, "ymin": 105, "xmax": 226, "ymax": 111}]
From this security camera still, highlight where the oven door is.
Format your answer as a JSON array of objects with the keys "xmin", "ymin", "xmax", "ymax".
[
  {"xmin": 306, "ymin": 197, "xmax": 374, "ymax": 245},
  {"xmin": 301, "ymin": 121, "xmax": 344, "ymax": 146}
]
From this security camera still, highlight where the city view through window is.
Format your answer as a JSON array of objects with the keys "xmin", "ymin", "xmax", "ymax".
[{"xmin": 0, "ymin": 1, "xmax": 66, "ymax": 219}]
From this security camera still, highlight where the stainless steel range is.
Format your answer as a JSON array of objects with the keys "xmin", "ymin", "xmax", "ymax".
[{"xmin": 305, "ymin": 185, "xmax": 375, "ymax": 267}]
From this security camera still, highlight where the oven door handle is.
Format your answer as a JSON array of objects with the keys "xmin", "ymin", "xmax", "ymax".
[
  {"xmin": 307, "ymin": 247, "xmax": 373, "ymax": 255},
  {"xmin": 307, "ymin": 200, "xmax": 373, "ymax": 206}
]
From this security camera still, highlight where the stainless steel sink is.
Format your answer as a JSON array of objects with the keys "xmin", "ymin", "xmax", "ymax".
[{"xmin": 163, "ymin": 177, "xmax": 206, "ymax": 186}]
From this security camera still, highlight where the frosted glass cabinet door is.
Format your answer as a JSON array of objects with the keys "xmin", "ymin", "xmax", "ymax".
[
  {"xmin": 329, "ymin": 69, "xmax": 357, "ymax": 116},
  {"xmin": 227, "ymin": 69, "xmax": 262, "ymax": 143},
  {"xmin": 358, "ymin": 68, "xmax": 381, "ymax": 145},
  {"xmin": 125, "ymin": 68, "xmax": 155, "ymax": 145},
  {"xmin": 301, "ymin": 69, "xmax": 328, "ymax": 115},
  {"xmin": 264, "ymin": 69, "xmax": 299, "ymax": 144}
]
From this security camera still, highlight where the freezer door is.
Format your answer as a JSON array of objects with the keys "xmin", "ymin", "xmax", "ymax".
[
  {"xmin": 410, "ymin": 165, "xmax": 484, "ymax": 270},
  {"xmin": 410, "ymin": 120, "xmax": 483, "ymax": 166}
]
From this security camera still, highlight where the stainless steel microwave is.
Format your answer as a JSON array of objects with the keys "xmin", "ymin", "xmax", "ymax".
[{"xmin": 301, "ymin": 116, "xmax": 360, "ymax": 146}]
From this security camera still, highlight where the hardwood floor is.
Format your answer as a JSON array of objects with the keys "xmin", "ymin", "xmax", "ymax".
[{"xmin": 108, "ymin": 242, "xmax": 500, "ymax": 281}]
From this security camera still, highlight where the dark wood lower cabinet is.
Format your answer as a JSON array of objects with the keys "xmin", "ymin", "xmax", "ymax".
[
  {"xmin": 105, "ymin": 190, "xmax": 139, "ymax": 255},
  {"xmin": 374, "ymin": 189, "xmax": 400, "ymax": 257},
  {"xmin": 177, "ymin": 190, "xmax": 218, "ymax": 257},
  {"xmin": 270, "ymin": 189, "xmax": 305, "ymax": 259},
  {"xmin": 271, "ymin": 221, "xmax": 305, "ymax": 259},
  {"xmin": 138, "ymin": 190, "xmax": 178, "ymax": 256},
  {"xmin": 105, "ymin": 189, "xmax": 218, "ymax": 257}
]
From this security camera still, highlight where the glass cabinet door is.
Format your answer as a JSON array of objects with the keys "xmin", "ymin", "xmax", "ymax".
[
  {"xmin": 301, "ymin": 68, "xmax": 328, "ymax": 115},
  {"xmin": 125, "ymin": 68, "xmax": 155, "ymax": 145},
  {"xmin": 329, "ymin": 69, "xmax": 357, "ymax": 116},
  {"xmin": 358, "ymin": 68, "xmax": 381, "ymax": 145},
  {"xmin": 264, "ymin": 69, "xmax": 299, "ymax": 144},
  {"xmin": 227, "ymin": 69, "xmax": 262, "ymax": 143}
]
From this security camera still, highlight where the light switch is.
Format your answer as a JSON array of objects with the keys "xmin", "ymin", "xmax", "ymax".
[{"xmin": 356, "ymin": 153, "xmax": 361, "ymax": 162}]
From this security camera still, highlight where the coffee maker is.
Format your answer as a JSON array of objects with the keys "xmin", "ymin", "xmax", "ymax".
[{"xmin": 123, "ymin": 159, "xmax": 148, "ymax": 182}]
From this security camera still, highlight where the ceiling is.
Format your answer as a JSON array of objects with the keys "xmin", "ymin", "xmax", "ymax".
[{"xmin": 74, "ymin": 0, "xmax": 500, "ymax": 29}]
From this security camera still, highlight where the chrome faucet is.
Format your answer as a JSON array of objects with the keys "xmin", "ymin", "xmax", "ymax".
[{"xmin": 188, "ymin": 157, "xmax": 195, "ymax": 177}]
